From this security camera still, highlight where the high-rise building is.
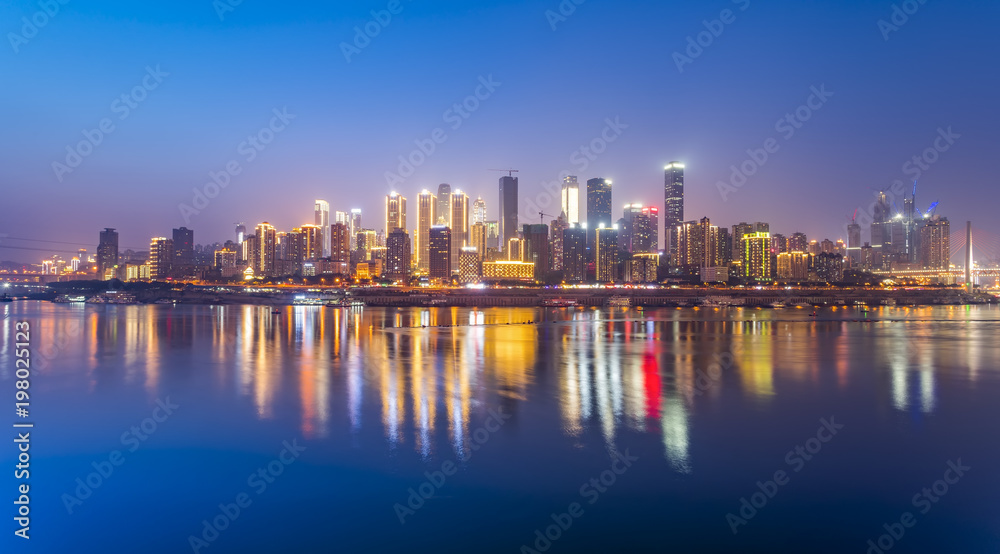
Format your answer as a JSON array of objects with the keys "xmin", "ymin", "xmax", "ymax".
[
  {"xmin": 349, "ymin": 209, "xmax": 363, "ymax": 248},
  {"xmin": 563, "ymin": 224, "xmax": 587, "ymax": 283},
  {"xmin": 814, "ymin": 252, "xmax": 844, "ymax": 283},
  {"xmin": 619, "ymin": 204, "xmax": 658, "ymax": 254},
  {"xmin": 149, "ymin": 237, "xmax": 174, "ymax": 280},
  {"xmin": 595, "ymin": 225, "xmax": 619, "ymax": 283},
  {"xmin": 417, "ymin": 190, "xmax": 437, "ymax": 272},
  {"xmin": 522, "ymin": 224, "xmax": 549, "ymax": 280},
  {"xmin": 789, "ymin": 232, "xmax": 808, "ymax": 253},
  {"xmin": 499, "ymin": 176, "xmax": 518, "ymax": 255},
  {"xmin": 436, "ymin": 184, "xmax": 452, "ymax": 226},
  {"xmin": 297, "ymin": 225, "xmax": 323, "ymax": 262},
  {"xmin": 485, "ymin": 221, "xmax": 500, "ymax": 250},
  {"xmin": 561, "ymin": 176, "xmax": 580, "ymax": 224},
  {"xmin": 586, "ymin": 178, "xmax": 612, "ymax": 250},
  {"xmin": 315, "ymin": 200, "xmax": 330, "ymax": 258},
  {"xmin": 385, "ymin": 229, "xmax": 411, "ymax": 280},
  {"xmin": 235, "ymin": 223, "xmax": 246, "ymax": 245},
  {"xmin": 770, "ymin": 233, "xmax": 787, "ymax": 255},
  {"xmin": 473, "ymin": 196, "xmax": 487, "ymax": 225},
  {"xmin": 664, "ymin": 162, "xmax": 685, "ymax": 257},
  {"xmin": 356, "ymin": 229, "xmax": 378, "ymax": 259},
  {"xmin": 254, "ymin": 222, "xmax": 277, "ymax": 277},
  {"xmin": 777, "ymin": 251, "xmax": 810, "ymax": 280},
  {"xmin": 331, "ymin": 223, "xmax": 351, "ymax": 263},
  {"xmin": 742, "ymin": 232, "xmax": 772, "ymax": 282},
  {"xmin": 459, "ymin": 247, "xmax": 482, "ymax": 284},
  {"xmin": 451, "ymin": 190, "xmax": 470, "ymax": 271},
  {"xmin": 871, "ymin": 191, "xmax": 891, "ymax": 255},
  {"xmin": 470, "ymin": 222, "xmax": 487, "ymax": 261},
  {"xmin": 428, "ymin": 225, "xmax": 451, "ymax": 279},
  {"xmin": 550, "ymin": 213, "xmax": 568, "ymax": 271},
  {"xmin": 172, "ymin": 227, "xmax": 194, "ymax": 268},
  {"xmin": 920, "ymin": 216, "xmax": 950, "ymax": 270},
  {"xmin": 385, "ymin": 193, "xmax": 407, "ymax": 233},
  {"xmin": 677, "ymin": 218, "xmax": 718, "ymax": 272},
  {"xmin": 97, "ymin": 228, "xmax": 119, "ymax": 280}
]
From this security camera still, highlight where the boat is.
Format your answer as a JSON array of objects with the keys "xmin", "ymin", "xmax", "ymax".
[
  {"xmin": 607, "ymin": 296, "xmax": 631, "ymax": 308},
  {"xmin": 326, "ymin": 298, "xmax": 365, "ymax": 308},
  {"xmin": 86, "ymin": 291, "xmax": 137, "ymax": 304},
  {"xmin": 770, "ymin": 302, "xmax": 787, "ymax": 309},
  {"xmin": 0, "ymin": 293, "xmax": 12, "ymax": 303},
  {"xmin": 53, "ymin": 294, "xmax": 87, "ymax": 303},
  {"xmin": 542, "ymin": 298, "xmax": 577, "ymax": 308}
]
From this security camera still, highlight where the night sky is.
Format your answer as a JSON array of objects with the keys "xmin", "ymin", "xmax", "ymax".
[{"xmin": 2, "ymin": 0, "xmax": 997, "ymax": 260}]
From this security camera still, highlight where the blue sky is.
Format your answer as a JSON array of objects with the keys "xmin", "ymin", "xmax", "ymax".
[{"xmin": 1, "ymin": 0, "xmax": 997, "ymax": 258}]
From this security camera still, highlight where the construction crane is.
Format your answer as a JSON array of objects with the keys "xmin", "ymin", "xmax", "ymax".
[
  {"xmin": 488, "ymin": 168, "xmax": 520, "ymax": 177},
  {"xmin": 537, "ymin": 211, "xmax": 557, "ymax": 224}
]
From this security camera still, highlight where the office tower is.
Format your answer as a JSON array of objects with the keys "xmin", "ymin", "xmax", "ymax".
[
  {"xmin": 677, "ymin": 218, "xmax": 718, "ymax": 272},
  {"xmin": 470, "ymin": 222, "xmax": 487, "ymax": 261},
  {"xmin": 417, "ymin": 190, "xmax": 437, "ymax": 272},
  {"xmin": 847, "ymin": 223, "xmax": 862, "ymax": 265},
  {"xmin": 429, "ymin": 225, "xmax": 451, "ymax": 279},
  {"xmin": 485, "ymin": 221, "xmax": 500, "ymax": 250},
  {"xmin": 561, "ymin": 176, "xmax": 580, "ymax": 224},
  {"xmin": 473, "ymin": 196, "xmax": 487, "ymax": 225},
  {"xmin": 507, "ymin": 238, "xmax": 524, "ymax": 261},
  {"xmin": 563, "ymin": 224, "xmax": 587, "ymax": 283},
  {"xmin": 550, "ymin": 213, "xmax": 568, "ymax": 271},
  {"xmin": 356, "ymin": 229, "xmax": 378, "ymax": 260},
  {"xmin": 451, "ymin": 190, "xmax": 470, "ymax": 271},
  {"xmin": 385, "ymin": 192, "xmax": 407, "ymax": 234},
  {"xmin": 331, "ymin": 223, "xmax": 350, "ymax": 263},
  {"xmin": 586, "ymin": 178, "xmax": 612, "ymax": 249},
  {"xmin": 499, "ymin": 175, "xmax": 518, "ymax": 255},
  {"xmin": 149, "ymin": 237, "xmax": 174, "ymax": 280},
  {"xmin": 788, "ymin": 232, "xmax": 808, "ymax": 252},
  {"xmin": 619, "ymin": 204, "xmax": 658, "ymax": 254},
  {"xmin": 742, "ymin": 232, "xmax": 772, "ymax": 282},
  {"xmin": 522, "ymin": 224, "xmax": 550, "ymax": 280},
  {"xmin": 871, "ymin": 191, "xmax": 891, "ymax": 253},
  {"xmin": 235, "ymin": 223, "xmax": 247, "ymax": 245},
  {"xmin": 315, "ymin": 200, "xmax": 330, "ymax": 258},
  {"xmin": 920, "ymin": 216, "xmax": 950, "ymax": 270},
  {"xmin": 172, "ymin": 227, "xmax": 194, "ymax": 266},
  {"xmin": 349, "ymin": 209, "xmax": 362, "ymax": 247},
  {"xmin": 664, "ymin": 162, "xmax": 685, "ymax": 257},
  {"xmin": 595, "ymin": 225, "xmax": 619, "ymax": 283},
  {"xmin": 385, "ymin": 229, "xmax": 411, "ymax": 280},
  {"xmin": 619, "ymin": 204, "xmax": 643, "ymax": 253},
  {"xmin": 97, "ymin": 228, "xmax": 119, "ymax": 280},
  {"xmin": 254, "ymin": 222, "xmax": 277, "ymax": 277},
  {"xmin": 777, "ymin": 252, "xmax": 810, "ymax": 280},
  {"xmin": 436, "ymin": 184, "xmax": 452, "ymax": 226},
  {"xmin": 459, "ymin": 247, "xmax": 482, "ymax": 284},
  {"xmin": 770, "ymin": 233, "xmax": 787, "ymax": 255}
]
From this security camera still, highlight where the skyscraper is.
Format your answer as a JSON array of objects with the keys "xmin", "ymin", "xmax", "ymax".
[
  {"xmin": 920, "ymin": 216, "xmax": 950, "ymax": 270},
  {"xmin": 385, "ymin": 192, "xmax": 407, "ymax": 233},
  {"xmin": 386, "ymin": 229, "xmax": 411, "ymax": 280},
  {"xmin": 742, "ymin": 232, "xmax": 772, "ymax": 282},
  {"xmin": 350, "ymin": 209, "xmax": 363, "ymax": 248},
  {"xmin": 470, "ymin": 222, "xmax": 487, "ymax": 261},
  {"xmin": 315, "ymin": 200, "xmax": 330, "ymax": 258},
  {"xmin": 331, "ymin": 222, "xmax": 350, "ymax": 263},
  {"xmin": 451, "ymin": 190, "xmax": 470, "ymax": 271},
  {"xmin": 619, "ymin": 204, "xmax": 658, "ymax": 254},
  {"xmin": 235, "ymin": 223, "xmax": 246, "ymax": 245},
  {"xmin": 595, "ymin": 225, "xmax": 619, "ymax": 283},
  {"xmin": 437, "ymin": 184, "xmax": 452, "ymax": 226},
  {"xmin": 561, "ymin": 176, "xmax": 580, "ymax": 224},
  {"xmin": 789, "ymin": 232, "xmax": 808, "ymax": 252},
  {"xmin": 563, "ymin": 224, "xmax": 587, "ymax": 283},
  {"xmin": 473, "ymin": 196, "xmax": 487, "ymax": 225},
  {"xmin": 522, "ymin": 224, "xmax": 549, "ymax": 280},
  {"xmin": 417, "ymin": 190, "xmax": 437, "ymax": 272},
  {"xmin": 149, "ymin": 237, "xmax": 174, "ymax": 280},
  {"xmin": 97, "ymin": 228, "xmax": 119, "ymax": 280},
  {"xmin": 586, "ymin": 178, "xmax": 612, "ymax": 249},
  {"xmin": 499, "ymin": 175, "xmax": 518, "ymax": 256},
  {"xmin": 172, "ymin": 227, "xmax": 194, "ymax": 267},
  {"xmin": 298, "ymin": 224, "xmax": 323, "ymax": 261},
  {"xmin": 550, "ymin": 213, "xmax": 568, "ymax": 271},
  {"xmin": 429, "ymin": 225, "xmax": 451, "ymax": 279},
  {"xmin": 254, "ymin": 222, "xmax": 277, "ymax": 277},
  {"xmin": 664, "ymin": 162, "xmax": 685, "ymax": 258}
]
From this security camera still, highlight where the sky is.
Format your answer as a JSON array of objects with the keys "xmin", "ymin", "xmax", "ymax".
[{"xmin": 1, "ymin": 0, "xmax": 998, "ymax": 261}]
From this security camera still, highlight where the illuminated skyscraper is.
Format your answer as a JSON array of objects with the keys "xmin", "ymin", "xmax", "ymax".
[
  {"xmin": 470, "ymin": 222, "xmax": 487, "ymax": 261},
  {"xmin": 586, "ymin": 178, "xmax": 612, "ymax": 249},
  {"xmin": 549, "ymin": 213, "xmax": 568, "ymax": 271},
  {"xmin": 254, "ymin": 222, "xmax": 277, "ymax": 277},
  {"xmin": 561, "ymin": 176, "xmax": 580, "ymax": 224},
  {"xmin": 664, "ymin": 162, "xmax": 685, "ymax": 257},
  {"xmin": 451, "ymin": 190, "xmax": 470, "ymax": 271},
  {"xmin": 499, "ymin": 176, "xmax": 518, "ymax": 255},
  {"xmin": 315, "ymin": 200, "xmax": 330, "ymax": 258},
  {"xmin": 472, "ymin": 196, "xmax": 487, "ymax": 225},
  {"xmin": 297, "ymin": 225, "xmax": 323, "ymax": 262},
  {"xmin": 235, "ymin": 223, "xmax": 246, "ymax": 245},
  {"xmin": 385, "ymin": 229, "xmax": 411, "ymax": 280},
  {"xmin": 789, "ymin": 232, "xmax": 808, "ymax": 252},
  {"xmin": 563, "ymin": 224, "xmax": 587, "ymax": 283},
  {"xmin": 417, "ymin": 190, "xmax": 437, "ymax": 272},
  {"xmin": 97, "ymin": 228, "xmax": 119, "ymax": 280},
  {"xmin": 349, "ymin": 209, "xmax": 363, "ymax": 248},
  {"xmin": 429, "ymin": 225, "xmax": 451, "ymax": 279},
  {"xmin": 436, "ymin": 184, "xmax": 452, "ymax": 226},
  {"xmin": 522, "ymin": 224, "xmax": 549, "ymax": 280},
  {"xmin": 920, "ymin": 216, "xmax": 950, "ymax": 270},
  {"xmin": 742, "ymin": 232, "xmax": 772, "ymax": 282},
  {"xmin": 595, "ymin": 225, "xmax": 619, "ymax": 283},
  {"xmin": 385, "ymin": 192, "xmax": 407, "ymax": 233},
  {"xmin": 149, "ymin": 237, "xmax": 174, "ymax": 280},
  {"xmin": 485, "ymin": 221, "xmax": 500, "ymax": 250},
  {"xmin": 331, "ymin": 222, "xmax": 350, "ymax": 263},
  {"xmin": 619, "ymin": 204, "xmax": 658, "ymax": 254}
]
